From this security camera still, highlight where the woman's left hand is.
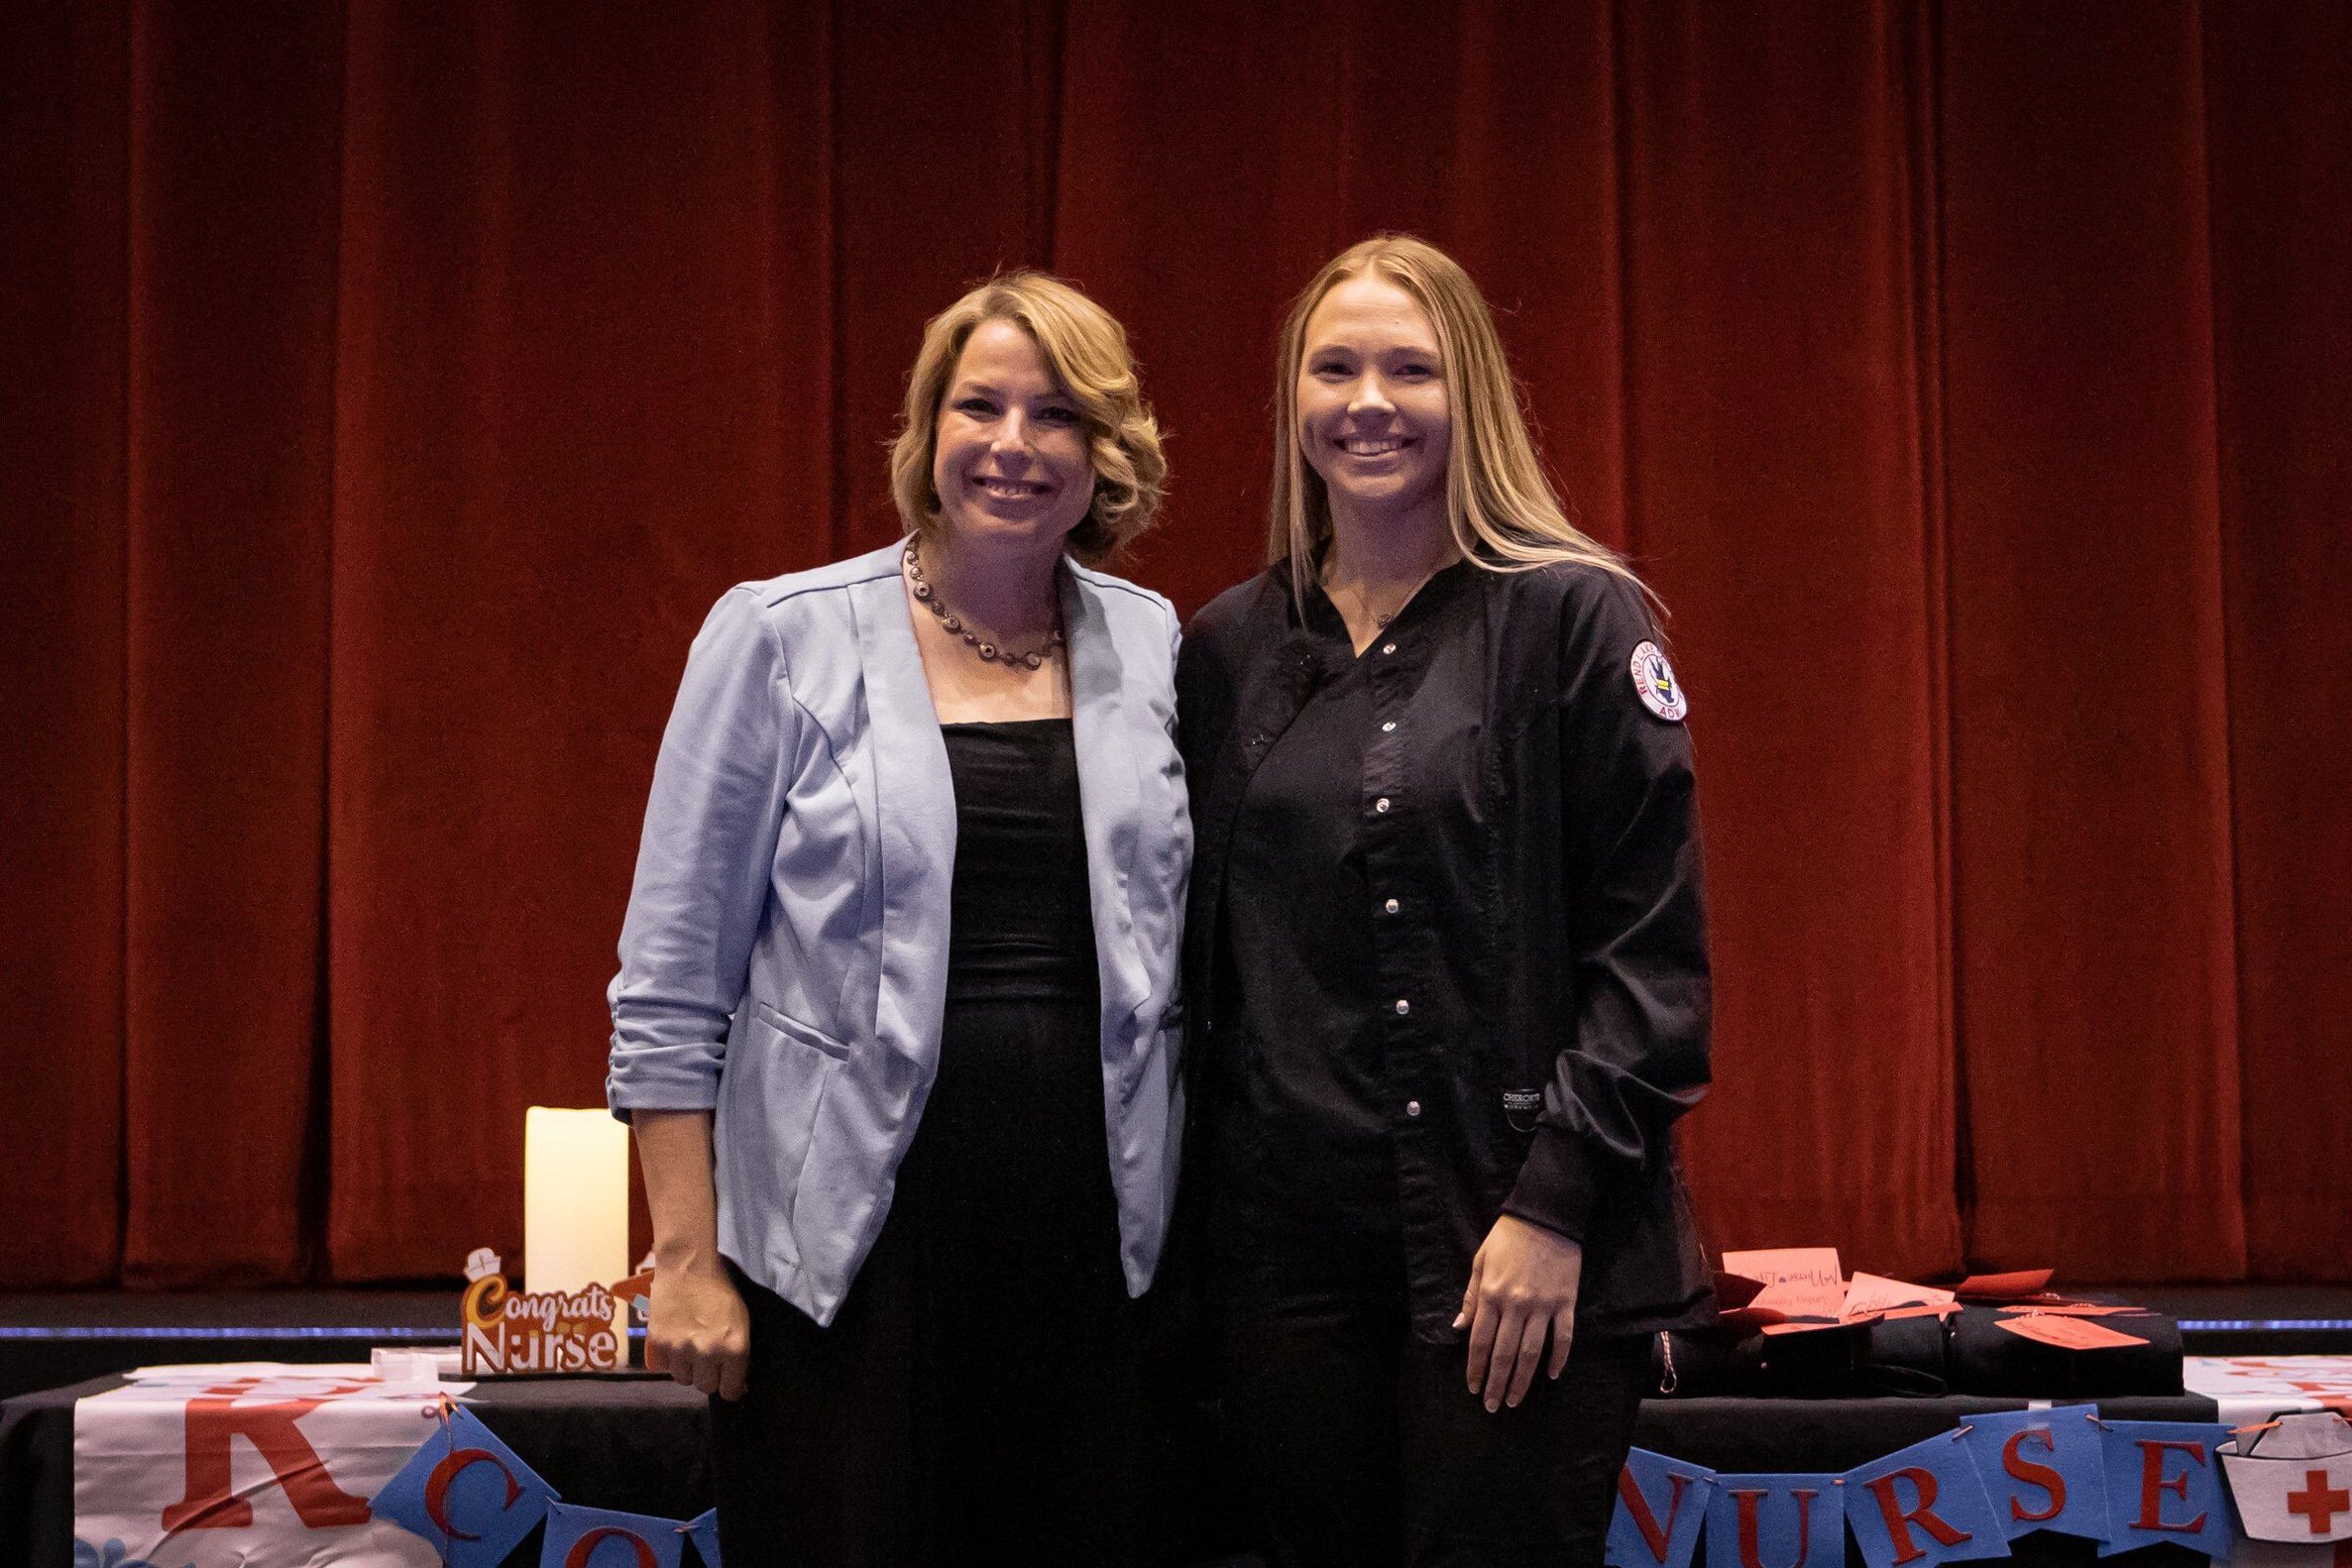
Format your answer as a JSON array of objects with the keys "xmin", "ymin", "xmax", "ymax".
[{"xmin": 1455, "ymin": 1214, "xmax": 1584, "ymax": 1411}]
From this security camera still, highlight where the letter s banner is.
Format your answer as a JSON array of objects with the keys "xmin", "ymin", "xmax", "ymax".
[{"xmin": 1959, "ymin": 1407, "xmax": 2111, "ymax": 1543}]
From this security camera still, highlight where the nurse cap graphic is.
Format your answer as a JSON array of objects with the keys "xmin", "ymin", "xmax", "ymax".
[{"xmin": 1629, "ymin": 640, "xmax": 1687, "ymax": 722}]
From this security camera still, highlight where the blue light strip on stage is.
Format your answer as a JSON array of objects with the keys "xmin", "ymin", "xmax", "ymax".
[{"xmin": 2179, "ymin": 1318, "xmax": 2352, "ymax": 1332}]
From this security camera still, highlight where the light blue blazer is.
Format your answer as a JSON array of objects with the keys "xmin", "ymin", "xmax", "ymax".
[{"xmin": 606, "ymin": 539, "xmax": 1190, "ymax": 1327}]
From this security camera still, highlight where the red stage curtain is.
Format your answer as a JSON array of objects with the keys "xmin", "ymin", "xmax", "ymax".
[{"xmin": 3, "ymin": 0, "xmax": 2344, "ymax": 1288}]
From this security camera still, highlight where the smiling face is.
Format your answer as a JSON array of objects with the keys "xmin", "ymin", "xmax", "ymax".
[
  {"xmin": 930, "ymin": 317, "xmax": 1096, "ymax": 552},
  {"xmin": 1294, "ymin": 274, "xmax": 1452, "ymax": 529}
]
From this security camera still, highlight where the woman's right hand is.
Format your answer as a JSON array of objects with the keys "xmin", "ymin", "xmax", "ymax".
[{"xmin": 645, "ymin": 1261, "xmax": 751, "ymax": 1400}]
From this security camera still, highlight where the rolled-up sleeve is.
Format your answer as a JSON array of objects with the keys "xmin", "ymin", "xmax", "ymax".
[
  {"xmin": 606, "ymin": 587, "xmax": 793, "ymax": 1118},
  {"xmin": 1504, "ymin": 577, "xmax": 1710, "ymax": 1243}
]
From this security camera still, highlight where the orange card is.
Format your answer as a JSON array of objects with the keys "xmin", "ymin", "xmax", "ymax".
[
  {"xmin": 1958, "ymin": 1269, "xmax": 2056, "ymax": 1300},
  {"xmin": 1723, "ymin": 1249, "xmax": 1845, "ymax": 1319},
  {"xmin": 2000, "ymin": 1302, "xmax": 2138, "ymax": 1318},
  {"xmin": 1879, "ymin": 1302, "xmax": 1962, "ymax": 1322},
  {"xmin": 1844, "ymin": 1272, "xmax": 1957, "ymax": 1316},
  {"xmin": 1996, "ymin": 1314, "xmax": 2148, "ymax": 1350}
]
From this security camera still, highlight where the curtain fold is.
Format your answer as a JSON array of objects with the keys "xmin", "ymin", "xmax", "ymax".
[
  {"xmin": 1605, "ymin": 0, "xmax": 1961, "ymax": 1280},
  {"xmin": 1940, "ymin": 0, "xmax": 2247, "ymax": 1280},
  {"xmin": 116, "ymin": 0, "xmax": 344, "ymax": 1287},
  {"xmin": 1, "ymin": 0, "xmax": 129, "ymax": 1290},
  {"xmin": 2200, "ymin": 0, "xmax": 2352, "ymax": 1281},
  {"xmin": 321, "ymin": 0, "xmax": 844, "ymax": 1279},
  {"xmin": 7, "ymin": 0, "xmax": 2344, "ymax": 1288}
]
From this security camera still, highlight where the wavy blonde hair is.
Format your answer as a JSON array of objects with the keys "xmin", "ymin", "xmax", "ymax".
[
  {"xmin": 1271, "ymin": 235, "xmax": 1647, "ymax": 598},
  {"xmin": 890, "ymin": 272, "xmax": 1167, "ymax": 565}
]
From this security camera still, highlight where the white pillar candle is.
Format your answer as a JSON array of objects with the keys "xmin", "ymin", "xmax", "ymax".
[{"xmin": 522, "ymin": 1107, "xmax": 628, "ymax": 1299}]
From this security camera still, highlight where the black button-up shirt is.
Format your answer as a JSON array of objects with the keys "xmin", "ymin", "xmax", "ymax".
[
  {"xmin": 1178, "ymin": 557, "xmax": 1716, "ymax": 1344},
  {"xmin": 1215, "ymin": 592, "xmax": 1400, "ymax": 1246}
]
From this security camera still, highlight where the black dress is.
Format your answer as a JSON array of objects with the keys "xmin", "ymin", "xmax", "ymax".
[{"xmin": 712, "ymin": 718, "xmax": 1148, "ymax": 1568}]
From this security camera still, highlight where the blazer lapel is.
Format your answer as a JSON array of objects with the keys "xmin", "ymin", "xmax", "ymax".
[
  {"xmin": 1063, "ymin": 568, "xmax": 1154, "ymax": 1034},
  {"xmin": 849, "ymin": 559, "xmax": 956, "ymax": 1069}
]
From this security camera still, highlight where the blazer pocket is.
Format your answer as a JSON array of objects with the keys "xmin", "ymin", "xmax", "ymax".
[
  {"xmin": 754, "ymin": 999, "xmax": 852, "ymax": 1062},
  {"xmin": 722, "ymin": 1001, "xmax": 847, "ymax": 1260}
]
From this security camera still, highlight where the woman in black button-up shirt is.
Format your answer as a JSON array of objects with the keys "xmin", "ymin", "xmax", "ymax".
[{"xmin": 1176, "ymin": 235, "xmax": 1714, "ymax": 1566}]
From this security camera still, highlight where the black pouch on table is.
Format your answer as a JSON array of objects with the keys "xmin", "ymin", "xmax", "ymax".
[
  {"xmin": 1651, "ymin": 1315, "xmax": 1949, "ymax": 1399},
  {"xmin": 1945, "ymin": 1301, "xmax": 2184, "ymax": 1397}
]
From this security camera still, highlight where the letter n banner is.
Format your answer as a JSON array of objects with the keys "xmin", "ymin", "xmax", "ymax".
[{"xmin": 1609, "ymin": 1448, "xmax": 1716, "ymax": 1568}]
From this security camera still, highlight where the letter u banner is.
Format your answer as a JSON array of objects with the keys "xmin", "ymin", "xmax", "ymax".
[{"xmin": 1704, "ymin": 1474, "xmax": 1848, "ymax": 1568}]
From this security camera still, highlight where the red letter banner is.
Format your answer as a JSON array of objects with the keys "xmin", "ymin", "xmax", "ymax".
[
  {"xmin": 1960, "ymin": 1406, "xmax": 2111, "ymax": 1543},
  {"xmin": 1609, "ymin": 1448, "xmax": 1717, "ymax": 1568},
  {"xmin": 2097, "ymin": 1420, "xmax": 2236, "ymax": 1559},
  {"xmin": 1845, "ymin": 1431, "xmax": 2008, "ymax": 1568}
]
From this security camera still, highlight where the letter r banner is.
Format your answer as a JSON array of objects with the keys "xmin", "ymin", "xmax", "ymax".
[{"xmin": 1845, "ymin": 1430, "xmax": 2008, "ymax": 1568}]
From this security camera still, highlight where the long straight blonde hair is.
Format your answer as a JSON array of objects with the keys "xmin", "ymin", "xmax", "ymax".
[{"xmin": 1270, "ymin": 235, "xmax": 1647, "ymax": 600}]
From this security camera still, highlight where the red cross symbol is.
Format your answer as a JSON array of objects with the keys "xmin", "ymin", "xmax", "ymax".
[{"xmin": 2289, "ymin": 1470, "xmax": 2351, "ymax": 1535}]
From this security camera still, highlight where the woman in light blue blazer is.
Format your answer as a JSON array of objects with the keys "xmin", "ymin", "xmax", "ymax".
[{"xmin": 607, "ymin": 273, "xmax": 1188, "ymax": 1567}]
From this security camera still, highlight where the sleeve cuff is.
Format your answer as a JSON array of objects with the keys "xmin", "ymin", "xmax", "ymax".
[
  {"xmin": 1502, "ymin": 1124, "xmax": 1600, "ymax": 1244},
  {"xmin": 605, "ymin": 1038, "xmax": 723, "ymax": 1124}
]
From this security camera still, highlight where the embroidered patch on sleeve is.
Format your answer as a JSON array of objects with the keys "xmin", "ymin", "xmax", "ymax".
[{"xmin": 1629, "ymin": 640, "xmax": 1688, "ymax": 722}]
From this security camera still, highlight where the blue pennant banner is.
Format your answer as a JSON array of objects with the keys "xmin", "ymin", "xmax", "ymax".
[
  {"xmin": 538, "ymin": 1499, "xmax": 690, "ymax": 1568},
  {"xmin": 1845, "ymin": 1429, "xmax": 2009, "ymax": 1568},
  {"xmin": 373, "ymin": 1403, "xmax": 559, "ymax": 1568},
  {"xmin": 2095, "ymin": 1420, "xmax": 2236, "ymax": 1560},
  {"xmin": 687, "ymin": 1508, "xmax": 721, "ymax": 1568},
  {"xmin": 1960, "ymin": 1407, "xmax": 2111, "ymax": 1543},
  {"xmin": 1705, "ymin": 1474, "xmax": 1848, "ymax": 1568},
  {"xmin": 1608, "ymin": 1447, "xmax": 1717, "ymax": 1568}
]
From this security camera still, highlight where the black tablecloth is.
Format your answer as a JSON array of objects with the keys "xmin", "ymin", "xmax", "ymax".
[{"xmin": 0, "ymin": 1374, "xmax": 2216, "ymax": 1567}]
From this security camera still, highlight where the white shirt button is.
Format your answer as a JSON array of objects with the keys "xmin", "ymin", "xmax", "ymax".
[
  {"xmin": 1382, "ymin": 641, "xmax": 1397, "ymax": 655},
  {"xmin": 1374, "ymin": 797, "xmax": 1391, "ymax": 813},
  {"xmin": 1383, "ymin": 897, "xmax": 1400, "ymax": 915},
  {"xmin": 1381, "ymin": 720, "xmax": 1397, "ymax": 732},
  {"xmin": 1394, "ymin": 998, "xmax": 1410, "ymax": 1015},
  {"xmin": 1405, "ymin": 1099, "xmax": 1422, "ymax": 1117}
]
